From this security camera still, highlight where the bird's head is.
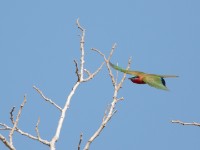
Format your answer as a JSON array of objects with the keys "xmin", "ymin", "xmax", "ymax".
[{"xmin": 128, "ymin": 76, "xmax": 145, "ymax": 84}]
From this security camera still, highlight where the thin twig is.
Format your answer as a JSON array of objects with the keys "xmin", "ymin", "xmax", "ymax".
[
  {"xmin": 76, "ymin": 18, "xmax": 85, "ymax": 81},
  {"xmin": 116, "ymin": 57, "xmax": 132, "ymax": 90},
  {"xmin": 35, "ymin": 118, "xmax": 41, "ymax": 139},
  {"xmin": 91, "ymin": 44, "xmax": 117, "ymax": 86},
  {"xmin": 172, "ymin": 120, "xmax": 200, "ymax": 127},
  {"xmin": 76, "ymin": 18, "xmax": 84, "ymax": 32},
  {"xmin": 91, "ymin": 48, "xmax": 105, "ymax": 58},
  {"xmin": 10, "ymin": 107, "xmax": 15, "ymax": 125},
  {"xmin": 107, "ymin": 43, "xmax": 117, "ymax": 61},
  {"xmin": 74, "ymin": 60, "xmax": 80, "ymax": 81},
  {"xmin": 78, "ymin": 133, "xmax": 83, "ymax": 150},
  {"xmin": 9, "ymin": 95, "xmax": 27, "ymax": 149},
  {"xmin": 117, "ymin": 97, "xmax": 124, "ymax": 102},
  {"xmin": 83, "ymin": 69, "xmax": 91, "ymax": 77},
  {"xmin": 0, "ymin": 123, "xmax": 50, "ymax": 145},
  {"xmin": 83, "ymin": 62, "xmax": 104, "ymax": 82},
  {"xmin": 33, "ymin": 86, "xmax": 62, "ymax": 111}
]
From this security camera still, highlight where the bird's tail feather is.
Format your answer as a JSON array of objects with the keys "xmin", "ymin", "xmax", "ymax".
[{"xmin": 159, "ymin": 75, "xmax": 179, "ymax": 78}]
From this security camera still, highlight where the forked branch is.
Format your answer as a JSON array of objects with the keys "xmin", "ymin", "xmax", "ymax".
[
  {"xmin": 0, "ymin": 19, "xmax": 104, "ymax": 150},
  {"xmin": 9, "ymin": 96, "xmax": 27, "ymax": 149},
  {"xmin": 49, "ymin": 18, "xmax": 104, "ymax": 150},
  {"xmin": 83, "ymin": 45, "xmax": 132, "ymax": 150}
]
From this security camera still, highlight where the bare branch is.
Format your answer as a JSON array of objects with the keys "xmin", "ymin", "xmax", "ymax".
[
  {"xmin": 10, "ymin": 107, "xmax": 15, "ymax": 125},
  {"xmin": 117, "ymin": 97, "xmax": 124, "ymax": 102},
  {"xmin": 172, "ymin": 120, "xmax": 200, "ymax": 127},
  {"xmin": 9, "ymin": 95, "xmax": 26, "ymax": 149},
  {"xmin": 76, "ymin": 18, "xmax": 85, "ymax": 81},
  {"xmin": 91, "ymin": 48, "xmax": 106, "ymax": 59},
  {"xmin": 116, "ymin": 57, "xmax": 132, "ymax": 90},
  {"xmin": 33, "ymin": 86, "xmax": 62, "ymax": 111},
  {"xmin": 83, "ymin": 69, "xmax": 91, "ymax": 79},
  {"xmin": 0, "ymin": 134, "xmax": 15, "ymax": 150},
  {"xmin": 107, "ymin": 43, "xmax": 117, "ymax": 61},
  {"xmin": 84, "ymin": 106, "xmax": 117, "ymax": 150},
  {"xmin": 83, "ymin": 62, "xmax": 104, "ymax": 82},
  {"xmin": 49, "ymin": 19, "xmax": 86, "ymax": 149},
  {"xmin": 115, "ymin": 63, "xmax": 119, "ymax": 84},
  {"xmin": 91, "ymin": 44, "xmax": 117, "ymax": 86},
  {"xmin": 50, "ymin": 19, "xmax": 103, "ymax": 150},
  {"xmin": 0, "ymin": 19, "xmax": 106, "ymax": 150},
  {"xmin": 83, "ymin": 69, "xmax": 91, "ymax": 77},
  {"xmin": 84, "ymin": 45, "xmax": 131, "ymax": 150},
  {"xmin": 77, "ymin": 133, "xmax": 83, "ymax": 150},
  {"xmin": 0, "ymin": 123, "xmax": 12, "ymax": 131},
  {"xmin": 35, "ymin": 118, "xmax": 41, "ymax": 139},
  {"xmin": 50, "ymin": 80, "xmax": 80, "ymax": 150},
  {"xmin": 0, "ymin": 122, "xmax": 50, "ymax": 145},
  {"xmin": 74, "ymin": 60, "xmax": 80, "ymax": 81},
  {"xmin": 103, "ymin": 105, "xmax": 111, "ymax": 122},
  {"xmin": 76, "ymin": 18, "xmax": 84, "ymax": 32},
  {"xmin": 91, "ymin": 43, "xmax": 117, "ymax": 63}
]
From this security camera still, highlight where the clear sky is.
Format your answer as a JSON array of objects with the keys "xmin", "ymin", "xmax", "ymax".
[{"xmin": 0, "ymin": 0, "xmax": 200, "ymax": 150}]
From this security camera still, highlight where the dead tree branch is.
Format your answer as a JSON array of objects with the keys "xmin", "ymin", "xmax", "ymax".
[
  {"xmin": 0, "ymin": 19, "xmax": 103, "ymax": 150},
  {"xmin": 35, "ymin": 118, "xmax": 41, "ymax": 140},
  {"xmin": 33, "ymin": 86, "xmax": 62, "ymax": 111},
  {"xmin": 172, "ymin": 120, "xmax": 200, "ymax": 127},
  {"xmin": 78, "ymin": 133, "xmax": 83, "ymax": 150},
  {"xmin": 9, "ymin": 107, "xmax": 15, "ymax": 125},
  {"xmin": 83, "ymin": 45, "xmax": 132, "ymax": 150},
  {"xmin": 49, "ymin": 18, "xmax": 104, "ymax": 150},
  {"xmin": 9, "ymin": 95, "xmax": 27, "ymax": 149},
  {"xmin": 0, "ymin": 122, "xmax": 49, "ymax": 145},
  {"xmin": 0, "ymin": 134, "xmax": 15, "ymax": 150}
]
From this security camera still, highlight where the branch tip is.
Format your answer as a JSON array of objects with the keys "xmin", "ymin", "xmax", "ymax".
[
  {"xmin": 33, "ymin": 86, "xmax": 62, "ymax": 111},
  {"xmin": 172, "ymin": 120, "xmax": 200, "ymax": 127},
  {"xmin": 10, "ymin": 107, "xmax": 15, "ymax": 124},
  {"xmin": 35, "ymin": 117, "xmax": 41, "ymax": 139},
  {"xmin": 78, "ymin": 133, "xmax": 83, "ymax": 150}
]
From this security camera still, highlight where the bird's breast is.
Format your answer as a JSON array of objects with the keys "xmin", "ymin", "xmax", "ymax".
[{"xmin": 130, "ymin": 77, "xmax": 145, "ymax": 84}]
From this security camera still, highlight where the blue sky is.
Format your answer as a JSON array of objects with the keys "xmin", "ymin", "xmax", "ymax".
[{"xmin": 0, "ymin": 0, "xmax": 200, "ymax": 149}]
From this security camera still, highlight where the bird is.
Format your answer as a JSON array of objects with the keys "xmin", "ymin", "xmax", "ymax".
[{"xmin": 109, "ymin": 61, "xmax": 178, "ymax": 90}]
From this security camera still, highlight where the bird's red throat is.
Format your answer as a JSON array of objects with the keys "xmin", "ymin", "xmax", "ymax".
[{"xmin": 129, "ymin": 77, "xmax": 145, "ymax": 84}]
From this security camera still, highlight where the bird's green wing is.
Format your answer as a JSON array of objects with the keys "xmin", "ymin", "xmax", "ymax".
[
  {"xmin": 143, "ymin": 75, "xmax": 168, "ymax": 90},
  {"xmin": 149, "ymin": 74, "xmax": 178, "ymax": 78},
  {"xmin": 109, "ymin": 61, "xmax": 144, "ymax": 76}
]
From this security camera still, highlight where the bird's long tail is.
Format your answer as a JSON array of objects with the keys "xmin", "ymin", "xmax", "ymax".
[
  {"xmin": 157, "ymin": 75, "xmax": 179, "ymax": 78},
  {"xmin": 109, "ymin": 61, "xmax": 127, "ymax": 72},
  {"xmin": 109, "ymin": 61, "xmax": 144, "ymax": 76}
]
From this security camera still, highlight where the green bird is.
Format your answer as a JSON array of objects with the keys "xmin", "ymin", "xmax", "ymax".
[{"xmin": 109, "ymin": 61, "xmax": 178, "ymax": 90}]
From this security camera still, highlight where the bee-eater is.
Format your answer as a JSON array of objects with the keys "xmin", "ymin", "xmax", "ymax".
[{"xmin": 109, "ymin": 61, "xmax": 178, "ymax": 90}]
